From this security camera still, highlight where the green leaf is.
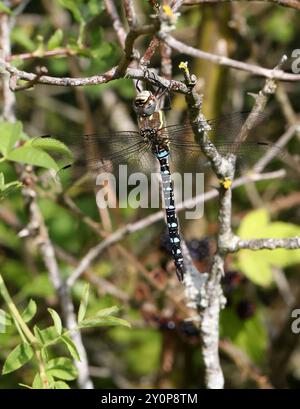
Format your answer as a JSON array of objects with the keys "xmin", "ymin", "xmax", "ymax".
[
  {"xmin": 220, "ymin": 309, "xmax": 268, "ymax": 364},
  {"xmin": 0, "ymin": 1, "xmax": 12, "ymax": 14},
  {"xmin": 6, "ymin": 145, "xmax": 60, "ymax": 171},
  {"xmin": 46, "ymin": 357, "xmax": 78, "ymax": 380},
  {"xmin": 41, "ymin": 346, "xmax": 49, "ymax": 363},
  {"xmin": 48, "ymin": 309, "xmax": 62, "ymax": 336},
  {"xmin": 90, "ymin": 42, "xmax": 113, "ymax": 59},
  {"xmin": 77, "ymin": 283, "xmax": 89, "ymax": 323},
  {"xmin": 95, "ymin": 306, "xmax": 119, "ymax": 318},
  {"xmin": 54, "ymin": 380, "xmax": 70, "ymax": 389},
  {"xmin": 47, "ymin": 29, "xmax": 64, "ymax": 50},
  {"xmin": 61, "ymin": 334, "xmax": 80, "ymax": 361},
  {"xmin": 34, "ymin": 325, "xmax": 58, "ymax": 346},
  {"xmin": 236, "ymin": 208, "xmax": 300, "ymax": 286},
  {"xmin": 238, "ymin": 208, "xmax": 269, "ymax": 238},
  {"xmin": 237, "ymin": 250, "xmax": 273, "ymax": 287},
  {"xmin": 33, "ymin": 325, "xmax": 44, "ymax": 344},
  {"xmin": 0, "ymin": 309, "xmax": 13, "ymax": 331},
  {"xmin": 0, "ymin": 179, "xmax": 22, "ymax": 200},
  {"xmin": 0, "ymin": 121, "xmax": 22, "ymax": 156},
  {"xmin": 11, "ymin": 27, "xmax": 36, "ymax": 52},
  {"xmin": 79, "ymin": 315, "xmax": 131, "ymax": 329},
  {"xmin": 22, "ymin": 299, "xmax": 37, "ymax": 323},
  {"xmin": 58, "ymin": 0, "xmax": 83, "ymax": 22},
  {"xmin": 32, "ymin": 373, "xmax": 43, "ymax": 389},
  {"xmin": 31, "ymin": 136, "xmax": 73, "ymax": 160},
  {"xmin": 2, "ymin": 343, "xmax": 34, "ymax": 374}
]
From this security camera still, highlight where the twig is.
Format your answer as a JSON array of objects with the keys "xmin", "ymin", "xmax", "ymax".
[
  {"xmin": 232, "ymin": 237, "xmax": 300, "ymax": 251},
  {"xmin": 219, "ymin": 339, "xmax": 273, "ymax": 389},
  {"xmin": 159, "ymin": 33, "xmax": 300, "ymax": 82},
  {"xmin": 10, "ymin": 65, "xmax": 48, "ymax": 91},
  {"xmin": 160, "ymin": 42, "xmax": 172, "ymax": 79},
  {"xmin": 8, "ymin": 47, "xmax": 73, "ymax": 61},
  {"xmin": 124, "ymin": 0, "xmax": 137, "ymax": 28},
  {"xmin": 253, "ymin": 124, "xmax": 299, "ymax": 173},
  {"xmin": 140, "ymin": 37, "xmax": 161, "ymax": 69},
  {"xmin": 183, "ymin": 0, "xmax": 300, "ymax": 11},
  {"xmin": 104, "ymin": 0, "xmax": 127, "ymax": 47},
  {"xmin": 235, "ymin": 56, "xmax": 289, "ymax": 146},
  {"xmin": 0, "ymin": 13, "xmax": 15, "ymax": 121},
  {"xmin": 276, "ymin": 85, "xmax": 299, "ymax": 126},
  {"xmin": 0, "ymin": 58, "xmax": 190, "ymax": 93},
  {"xmin": 116, "ymin": 23, "xmax": 158, "ymax": 76}
]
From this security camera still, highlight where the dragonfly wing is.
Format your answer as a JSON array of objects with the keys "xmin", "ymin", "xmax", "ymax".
[
  {"xmin": 168, "ymin": 138, "xmax": 284, "ymax": 175},
  {"xmin": 160, "ymin": 111, "xmax": 267, "ymax": 141},
  {"xmin": 31, "ymin": 131, "xmax": 152, "ymax": 190}
]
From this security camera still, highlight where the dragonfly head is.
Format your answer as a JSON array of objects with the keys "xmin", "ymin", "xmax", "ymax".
[{"xmin": 133, "ymin": 90, "xmax": 157, "ymax": 117}]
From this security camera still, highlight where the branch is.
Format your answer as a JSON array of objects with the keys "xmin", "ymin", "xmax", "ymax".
[
  {"xmin": 0, "ymin": 13, "xmax": 15, "ymax": 121},
  {"xmin": 0, "ymin": 58, "xmax": 190, "ymax": 93},
  {"xmin": 178, "ymin": 55, "xmax": 295, "ymax": 388},
  {"xmin": 253, "ymin": 124, "xmax": 299, "ymax": 173},
  {"xmin": 233, "ymin": 237, "xmax": 300, "ymax": 251},
  {"xmin": 183, "ymin": 0, "xmax": 300, "ymax": 11},
  {"xmin": 104, "ymin": 0, "xmax": 127, "ymax": 47},
  {"xmin": 124, "ymin": 0, "xmax": 137, "ymax": 28},
  {"xmin": 159, "ymin": 33, "xmax": 300, "ymax": 82},
  {"xmin": 8, "ymin": 47, "xmax": 73, "ymax": 61},
  {"xmin": 219, "ymin": 339, "xmax": 273, "ymax": 389},
  {"xmin": 10, "ymin": 65, "xmax": 48, "ymax": 91},
  {"xmin": 116, "ymin": 23, "xmax": 159, "ymax": 75}
]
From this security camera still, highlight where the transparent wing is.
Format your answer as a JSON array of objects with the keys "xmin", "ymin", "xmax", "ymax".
[
  {"xmin": 160, "ymin": 112, "xmax": 284, "ymax": 166},
  {"xmin": 159, "ymin": 111, "xmax": 256, "ymax": 140},
  {"xmin": 32, "ymin": 131, "xmax": 154, "ymax": 190}
]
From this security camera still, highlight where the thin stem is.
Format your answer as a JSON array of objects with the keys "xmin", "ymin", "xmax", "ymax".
[{"xmin": 0, "ymin": 273, "xmax": 49, "ymax": 389}]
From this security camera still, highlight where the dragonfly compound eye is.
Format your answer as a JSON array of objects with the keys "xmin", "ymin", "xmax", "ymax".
[{"xmin": 133, "ymin": 91, "xmax": 157, "ymax": 117}]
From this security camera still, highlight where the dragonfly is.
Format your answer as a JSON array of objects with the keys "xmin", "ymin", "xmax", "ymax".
[{"xmin": 33, "ymin": 91, "xmax": 284, "ymax": 281}]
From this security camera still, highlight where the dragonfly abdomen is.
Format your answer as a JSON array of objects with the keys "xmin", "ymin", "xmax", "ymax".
[{"xmin": 157, "ymin": 152, "xmax": 184, "ymax": 281}]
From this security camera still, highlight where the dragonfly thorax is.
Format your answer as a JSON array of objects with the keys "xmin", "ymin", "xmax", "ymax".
[{"xmin": 140, "ymin": 127, "xmax": 166, "ymax": 144}]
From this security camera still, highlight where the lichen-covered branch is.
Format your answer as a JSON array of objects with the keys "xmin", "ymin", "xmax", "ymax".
[
  {"xmin": 0, "ymin": 58, "xmax": 189, "ymax": 93},
  {"xmin": 179, "ymin": 56, "xmax": 299, "ymax": 388}
]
